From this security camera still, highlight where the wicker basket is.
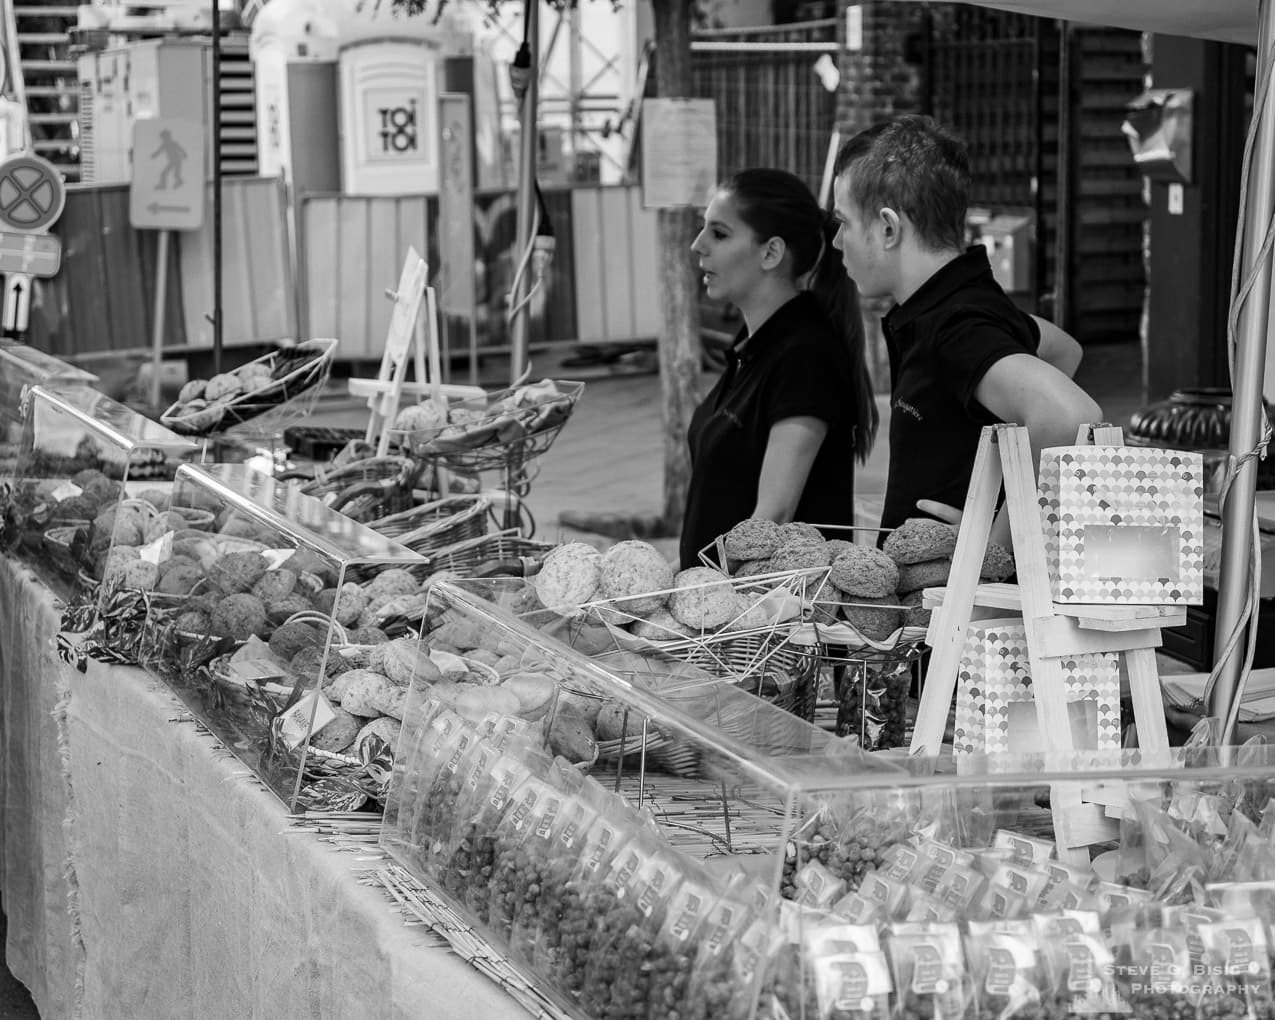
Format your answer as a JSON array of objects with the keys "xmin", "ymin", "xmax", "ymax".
[
  {"xmin": 297, "ymin": 456, "xmax": 424, "ymax": 524},
  {"xmin": 387, "ymin": 381, "xmax": 584, "ymax": 471},
  {"xmin": 427, "ymin": 530, "xmax": 556, "ymax": 577},
  {"xmin": 160, "ymin": 338, "xmax": 337, "ymax": 437},
  {"xmin": 43, "ymin": 522, "xmax": 88, "ymax": 576},
  {"xmin": 369, "ymin": 495, "xmax": 490, "ymax": 556}
]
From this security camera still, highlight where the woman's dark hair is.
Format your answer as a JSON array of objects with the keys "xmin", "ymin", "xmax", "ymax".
[{"xmin": 722, "ymin": 168, "xmax": 879, "ymax": 462}]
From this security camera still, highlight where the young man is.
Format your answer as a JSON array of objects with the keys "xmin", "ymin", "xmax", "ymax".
[{"xmin": 830, "ymin": 115, "xmax": 1102, "ymax": 535}]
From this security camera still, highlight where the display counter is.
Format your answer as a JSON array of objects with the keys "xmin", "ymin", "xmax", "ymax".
[{"xmin": 0, "ymin": 552, "xmax": 529, "ymax": 1019}]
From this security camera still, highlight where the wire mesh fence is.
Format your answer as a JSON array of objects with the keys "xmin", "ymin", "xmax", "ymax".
[{"xmin": 692, "ymin": 19, "xmax": 840, "ymax": 196}]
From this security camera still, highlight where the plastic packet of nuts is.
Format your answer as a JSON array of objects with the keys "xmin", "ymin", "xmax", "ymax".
[
  {"xmin": 1031, "ymin": 911, "xmax": 1116, "ymax": 1007},
  {"xmin": 506, "ymin": 793, "xmax": 597, "ymax": 969},
  {"xmin": 834, "ymin": 657, "xmax": 911, "ymax": 751},
  {"xmin": 444, "ymin": 751, "xmax": 536, "ymax": 917},
  {"xmin": 484, "ymin": 776, "xmax": 561, "ymax": 944},
  {"xmin": 681, "ymin": 896, "xmax": 759, "ymax": 1020},
  {"xmin": 532, "ymin": 810, "xmax": 629, "ymax": 995},
  {"xmin": 578, "ymin": 845, "xmax": 684, "ymax": 1017},
  {"xmin": 401, "ymin": 710, "xmax": 471, "ymax": 855},
  {"xmin": 964, "ymin": 920, "xmax": 1044, "ymax": 1018},
  {"xmin": 803, "ymin": 920, "xmax": 891, "ymax": 1020},
  {"xmin": 884, "ymin": 921, "xmax": 972, "ymax": 1020},
  {"xmin": 644, "ymin": 878, "xmax": 721, "ymax": 1020},
  {"xmin": 410, "ymin": 722, "xmax": 485, "ymax": 874},
  {"xmin": 1197, "ymin": 916, "xmax": 1275, "ymax": 1018},
  {"xmin": 382, "ymin": 696, "xmax": 452, "ymax": 836}
]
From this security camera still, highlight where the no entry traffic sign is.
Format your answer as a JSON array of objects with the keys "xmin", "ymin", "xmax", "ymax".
[{"xmin": 0, "ymin": 154, "xmax": 65, "ymax": 233}]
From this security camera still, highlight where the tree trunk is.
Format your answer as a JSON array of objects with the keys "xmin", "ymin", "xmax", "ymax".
[{"xmin": 651, "ymin": 0, "xmax": 703, "ymax": 534}]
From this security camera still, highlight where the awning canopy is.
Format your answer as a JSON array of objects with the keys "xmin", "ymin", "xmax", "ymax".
[{"xmin": 915, "ymin": 0, "xmax": 1255, "ymax": 45}]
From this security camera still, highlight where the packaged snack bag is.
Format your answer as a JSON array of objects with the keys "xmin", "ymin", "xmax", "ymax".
[
  {"xmin": 992, "ymin": 829, "xmax": 1055, "ymax": 866},
  {"xmin": 807, "ymin": 919, "xmax": 893, "ymax": 1020},
  {"xmin": 682, "ymin": 897, "xmax": 757, "ymax": 1020},
  {"xmin": 988, "ymin": 863, "xmax": 1049, "ymax": 908},
  {"xmin": 449, "ymin": 752, "xmax": 535, "ymax": 921},
  {"xmin": 832, "ymin": 890, "xmax": 885, "ymax": 926},
  {"xmin": 794, "ymin": 860, "xmax": 848, "ymax": 910},
  {"xmin": 381, "ymin": 694, "xmax": 450, "ymax": 835},
  {"xmin": 935, "ymin": 865, "xmax": 987, "ymax": 916},
  {"xmin": 486, "ymin": 778, "xmax": 563, "ymax": 944},
  {"xmin": 1034, "ymin": 912, "xmax": 1120, "ymax": 1014},
  {"xmin": 885, "ymin": 921, "xmax": 971, "ymax": 1020},
  {"xmin": 904, "ymin": 893, "xmax": 958, "ymax": 924},
  {"xmin": 965, "ymin": 920, "xmax": 1044, "ymax": 1019},
  {"xmin": 1198, "ymin": 917, "xmax": 1274, "ymax": 1018},
  {"xmin": 504, "ymin": 793, "xmax": 595, "ymax": 967},
  {"xmin": 974, "ymin": 883, "xmax": 1028, "ymax": 923},
  {"xmin": 537, "ymin": 809, "xmax": 631, "ymax": 995},
  {"xmin": 781, "ymin": 797, "xmax": 914, "ymax": 901},
  {"xmin": 857, "ymin": 872, "xmax": 910, "ymax": 919},
  {"xmin": 1036, "ymin": 860, "xmax": 1094, "ymax": 905},
  {"xmin": 646, "ymin": 879, "xmax": 720, "ymax": 1020},
  {"xmin": 581, "ymin": 847, "xmax": 686, "ymax": 1020}
]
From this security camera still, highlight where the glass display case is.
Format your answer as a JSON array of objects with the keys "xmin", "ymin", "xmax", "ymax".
[
  {"xmin": 1, "ymin": 384, "xmax": 197, "ymax": 597},
  {"xmin": 0, "ymin": 340, "xmax": 98, "ymax": 444},
  {"xmin": 138, "ymin": 462, "xmax": 431, "ymax": 812},
  {"xmin": 383, "ymin": 581, "xmax": 1275, "ymax": 1020}
]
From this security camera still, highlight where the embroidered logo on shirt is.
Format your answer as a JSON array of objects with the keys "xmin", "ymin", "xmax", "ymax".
[{"xmin": 894, "ymin": 399, "xmax": 924, "ymax": 422}]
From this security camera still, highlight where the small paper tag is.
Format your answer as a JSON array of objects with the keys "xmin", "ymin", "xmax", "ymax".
[
  {"xmin": 49, "ymin": 481, "xmax": 83, "ymax": 502},
  {"xmin": 277, "ymin": 690, "xmax": 337, "ymax": 750},
  {"xmin": 137, "ymin": 531, "xmax": 173, "ymax": 565},
  {"xmin": 261, "ymin": 548, "xmax": 296, "ymax": 570},
  {"xmin": 226, "ymin": 659, "xmax": 288, "ymax": 683}
]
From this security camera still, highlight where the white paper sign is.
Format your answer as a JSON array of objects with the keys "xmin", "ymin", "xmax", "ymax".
[
  {"xmin": 49, "ymin": 481, "xmax": 82, "ymax": 502},
  {"xmin": 640, "ymin": 99, "xmax": 718, "ymax": 209},
  {"xmin": 278, "ymin": 690, "xmax": 338, "ymax": 751},
  {"xmin": 137, "ymin": 531, "xmax": 173, "ymax": 565}
]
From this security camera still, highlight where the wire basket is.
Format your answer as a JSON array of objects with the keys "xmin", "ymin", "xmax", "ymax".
[
  {"xmin": 426, "ymin": 530, "xmax": 556, "ymax": 577},
  {"xmin": 388, "ymin": 381, "xmax": 584, "ymax": 471},
  {"xmin": 294, "ymin": 456, "xmax": 424, "ymax": 524},
  {"xmin": 368, "ymin": 495, "xmax": 490, "ymax": 556},
  {"xmin": 160, "ymin": 338, "xmax": 337, "ymax": 437},
  {"xmin": 43, "ymin": 522, "xmax": 88, "ymax": 576}
]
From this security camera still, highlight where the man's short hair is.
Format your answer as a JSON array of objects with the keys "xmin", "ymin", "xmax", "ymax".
[{"xmin": 833, "ymin": 115, "xmax": 970, "ymax": 253}]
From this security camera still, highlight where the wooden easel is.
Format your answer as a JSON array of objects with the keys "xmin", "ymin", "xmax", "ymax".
[
  {"xmin": 912, "ymin": 424, "xmax": 1184, "ymax": 864},
  {"xmin": 348, "ymin": 247, "xmax": 485, "ymax": 457}
]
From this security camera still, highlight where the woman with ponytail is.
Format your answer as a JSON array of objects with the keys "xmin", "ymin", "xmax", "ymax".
[{"xmin": 679, "ymin": 168, "xmax": 879, "ymax": 568}]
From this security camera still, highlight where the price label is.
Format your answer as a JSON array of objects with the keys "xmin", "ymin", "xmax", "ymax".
[
  {"xmin": 137, "ymin": 530, "xmax": 173, "ymax": 565},
  {"xmin": 278, "ymin": 690, "xmax": 338, "ymax": 750},
  {"xmin": 49, "ymin": 481, "xmax": 82, "ymax": 502}
]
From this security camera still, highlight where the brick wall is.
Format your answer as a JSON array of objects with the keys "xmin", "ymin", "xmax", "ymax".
[{"xmin": 834, "ymin": 3, "xmax": 930, "ymax": 393}]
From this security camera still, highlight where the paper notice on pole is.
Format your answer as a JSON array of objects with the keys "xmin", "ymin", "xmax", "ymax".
[{"xmin": 640, "ymin": 99, "xmax": 718, "ymax": 209}]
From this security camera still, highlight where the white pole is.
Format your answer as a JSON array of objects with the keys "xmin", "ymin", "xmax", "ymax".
[
  {"xmin": 150, "ymin": 230, "xmax": 170, "ymax": 410},
  {"xmin": 509, "ymin": 0, "xmax": 540, "ymax": 385},
  {"xmin": 1209, "ymin": 0, "xmax": 1275, "ymax": 735}
]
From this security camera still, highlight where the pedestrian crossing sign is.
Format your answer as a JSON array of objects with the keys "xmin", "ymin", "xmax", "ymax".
[{"xmin": 129, "ymin": 118, "xmax": 205, "ymax": 231}]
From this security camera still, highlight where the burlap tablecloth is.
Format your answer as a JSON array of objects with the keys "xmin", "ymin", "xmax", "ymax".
[{"xmin": 0, "ymin": 554, "xmax": 528, "ymax": 1020}]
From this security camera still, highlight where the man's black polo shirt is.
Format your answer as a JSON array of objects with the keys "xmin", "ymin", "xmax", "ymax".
[
  {"xmin": 879, "ymin": 246, "xmax": 1040, "ymax": 532},
  {"xmin": 680, "ymin": 292, "xmax": 857, "ymax": 567}
]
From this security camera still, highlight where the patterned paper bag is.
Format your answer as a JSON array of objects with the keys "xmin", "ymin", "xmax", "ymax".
[
  {"xmin": 1037, "ymin": 445, "xmax": 1204, "ymax": 605},
  {"xmin": 954, "ymin": 619, "xmax": 1121, "ymax": 768}
]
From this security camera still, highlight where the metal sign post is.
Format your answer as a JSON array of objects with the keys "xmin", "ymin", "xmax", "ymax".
[
  {"xmin": 438, "ymin": 93, "xmax": 479, "ymax": 386},
  {"xmin": 129, "ymin": 118, "xmax": 207, "ymax": 410},
  {"xmin": 0, "ymin": 151, "xmax": 66, "ymax": 337}
]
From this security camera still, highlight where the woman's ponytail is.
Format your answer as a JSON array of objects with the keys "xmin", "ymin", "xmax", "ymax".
[{"xmin": 807, "ymin": 215, "xmax": 879, "ymax": 463}]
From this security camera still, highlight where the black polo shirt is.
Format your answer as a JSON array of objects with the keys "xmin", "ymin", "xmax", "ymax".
[
  {"xmin": 679, "ymin": 292, "xmax": 857, "ymax": 567},
  {"xmin": 879, "ymin": 246, "xmax": 1041, "ymax": 532}
]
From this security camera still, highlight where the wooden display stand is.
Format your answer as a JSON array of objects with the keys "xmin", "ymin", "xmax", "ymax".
[
  {"xmin": 912, "ymin": 424, "xmax": 1184, "ymax": 864},
  {"xmin": 348, "ymin": 247, "xmax": 484, "ymax": 456}
]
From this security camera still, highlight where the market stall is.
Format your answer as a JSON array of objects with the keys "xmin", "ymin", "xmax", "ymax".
[{"xmin": 0, "ymin": 552, "xmax": 531, "ymax": 1020}]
